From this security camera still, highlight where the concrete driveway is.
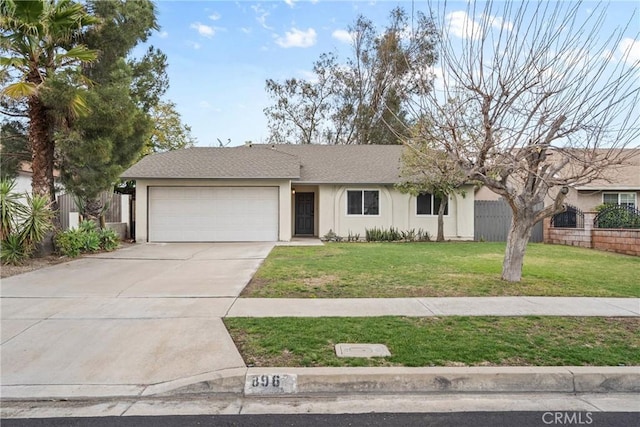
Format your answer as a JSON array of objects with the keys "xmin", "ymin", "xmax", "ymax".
[{"xmin": 1, "ymin": 242, "xmax": 274, "ymax": 399}]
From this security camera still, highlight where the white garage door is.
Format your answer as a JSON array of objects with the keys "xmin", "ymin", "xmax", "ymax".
[{"xmin": 148, "ymin": 187, "xmax": 279, "ymax": 242}]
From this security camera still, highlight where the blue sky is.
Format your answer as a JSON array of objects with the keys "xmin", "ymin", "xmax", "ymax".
[{"xmin": 140, "ymin": 1, "xmax": 640, "ymax": 147}]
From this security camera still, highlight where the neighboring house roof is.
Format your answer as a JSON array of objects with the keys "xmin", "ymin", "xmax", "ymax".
[
  {"xmin": 574, "ymin": 149, "xmax": 640, "ymax": 191},
  {"xmin": 122, "ymin": 144, "xmax": 405, "ymax": 184},
  {"xmin": 18, "ymin": 161, "xmax": 61, "ymax": 178}
]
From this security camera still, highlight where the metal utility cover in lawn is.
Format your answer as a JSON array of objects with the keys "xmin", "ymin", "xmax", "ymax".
[{"xmin": 335, "ymin": 343, "xmax": 391, "ymax": 358}]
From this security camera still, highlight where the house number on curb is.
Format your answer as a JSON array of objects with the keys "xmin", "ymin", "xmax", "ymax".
[{"xmin": 245, "ymin": 374, "xmax": 298, "ymax": 395}]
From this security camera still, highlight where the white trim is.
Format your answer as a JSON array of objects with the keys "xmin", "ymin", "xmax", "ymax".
[
  {"xmin": 346, "ymin": 189, "xmax": 381, "ymax": 217},
  {"xmin": 576, "ymin": 186, "xmax": 639, "ymax": 191},
  {"xmin": 602, "ymin": 191, "xmax": 637, "ymax": 207}
]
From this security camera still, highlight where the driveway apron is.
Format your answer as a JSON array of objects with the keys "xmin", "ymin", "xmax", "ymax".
[{"xmin": 0, "ymin": 242, "xmax": 274, "ymax": 398}]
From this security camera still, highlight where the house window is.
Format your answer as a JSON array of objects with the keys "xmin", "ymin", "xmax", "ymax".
[
  {"xmin": 347, "ymin": 190, "xmax": 379, "ymax": 215},
  {"xmin": 603, "ymin": 192, "xmax": 636, "ymax": 208},
  {"xmin": 416, "ymin": 193, "xmax": 448, "ymax": 215}
]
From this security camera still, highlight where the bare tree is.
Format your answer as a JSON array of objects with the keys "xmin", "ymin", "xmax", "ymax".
[{"xmin": 406, "ymin": 1, "xmax": 639, "ymax": 281}]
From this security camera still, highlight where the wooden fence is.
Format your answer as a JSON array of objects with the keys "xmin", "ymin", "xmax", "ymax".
[
  {"xmin": 57, "ymin": 192, "xmax": 126, "ymax": 230},
  {"xmin": 474, "ymin": 199, "xmax": 543, "ymax": 243}
]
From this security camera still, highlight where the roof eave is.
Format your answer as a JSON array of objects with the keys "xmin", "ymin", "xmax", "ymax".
[
  {"xmin": 120, "ymin": 175, "xmax": 300, "ymax": 180},
  {"xmin": 575, "ymin": 186, "xmax": 640, "ymax": 191}
]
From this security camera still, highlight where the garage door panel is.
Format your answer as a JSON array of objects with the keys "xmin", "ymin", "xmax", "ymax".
[{"xmin": 149, "ymin": 187, "xmax": 279, "ymax": 242}]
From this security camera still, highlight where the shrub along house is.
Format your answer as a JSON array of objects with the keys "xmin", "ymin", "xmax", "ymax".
[{"xmin": 121, "ymin": 144, "xmax": 475, "ymax": 243}]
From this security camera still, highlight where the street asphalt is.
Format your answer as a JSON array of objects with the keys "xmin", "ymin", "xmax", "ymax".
[{"xmin": 1, "ymin": 241, "xmax": 638, "ymax": 418}]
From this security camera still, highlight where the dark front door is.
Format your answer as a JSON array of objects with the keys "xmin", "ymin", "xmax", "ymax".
[{"xmin": 295, "ymin": 192, "xmax": 314, "ymax": 235}]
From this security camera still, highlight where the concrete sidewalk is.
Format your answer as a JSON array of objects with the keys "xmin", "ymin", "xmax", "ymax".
[{"xmin": 227, "ymin": 296, "xmax": 640, "ymax": 317}]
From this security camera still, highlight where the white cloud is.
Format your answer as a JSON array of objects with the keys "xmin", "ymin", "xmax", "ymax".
[
  {"xmin": 487, "ymin": 15, "xmax": 513, "ymax": 32},
  {"xmin": 240, "ymin": 27, "xmax": 252, "ymax": 34},
  {"xmin": 209, "ymin": 12, "xmax": 221, "ymax": 21},
  {"xmin": 332, "ymin": 29, "xmax": 354, "ymax": 44},
  {"xmin": 618, "ymin": 38, "xmax": 640, "ymax": 67},
  {"xmin": 298, "ymin": 69, "xmax": 318, "ymax": 83},
  {"xmin": 252, "ymin": 4, "xmax": 273, "ymax": 30},
  {"xmin": 188, "ymin": 41, "xmax": 201, "ymax": 50},
  {"xmin": 446, "ymin": 11, "xmax": 481, "ymax": 40},
  {"xmin": 446, "ymin": 11, "xmax": 512, "ymax": 40},
  {"xmin": 158, "ymin": 31, "xmax": 169, "ymax": 39},
  {"xmin": 191, "ymin": 22, "xmax": 215, "ymax": 38},
  {"xmin": 284, "ymin": 0, "xmax": 296, "ymax": 7},
  {"xmin": 199, "ymin": 101, "xmax": 211, "ymax": 109},
  {"xmin": 276, "ymin": 27, "xmax": 317, "ymax": 48}
]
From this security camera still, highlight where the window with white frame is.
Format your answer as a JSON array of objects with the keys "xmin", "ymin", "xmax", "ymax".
[
  {"xmin": 347, "ymin": 190, "xmax": 379, "ymax": 215},
  {"xmin": 603, "ymin": 192, "xmax": 636, "ymax": 208},
  {"xmin": 416, "ymin": 193, "xmax": 448, "ymax": 215}
]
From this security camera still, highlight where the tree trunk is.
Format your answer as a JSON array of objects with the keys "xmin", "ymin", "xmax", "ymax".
[
  {"xmin": 436, "ymin": 197, "xmax": 448, "ymax": 242},
  {"xmin": 501, "ymin": 215, "xmax": 534, "ymax": 282},
  {"xmin": 83, "ymin": 197, "xmax": 104, "ymax": 225},
  {"xmin": 28, "ymin": 96, "xmax": 55, "ymax": 204}
]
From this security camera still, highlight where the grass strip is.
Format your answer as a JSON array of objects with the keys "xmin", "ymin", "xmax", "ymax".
[
  {"xmin": 243, "ymin": 243, "xmax": 640, "ymax": 298},
  {"xmin": 224, "ymin": 316, "xmax": 639, "ymax": 367}
]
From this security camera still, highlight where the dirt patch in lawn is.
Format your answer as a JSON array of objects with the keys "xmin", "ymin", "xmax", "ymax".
[
  {"xmin": 240, "ymin": 277, "xmax": 270, "ymax": 296},
  {"xmin": 301, "ymin": 275, "xmax": 339, "ymax": 288},
  {"xmin": 231, "ymin": 328, "xmax": 302, "ymax": 367}
]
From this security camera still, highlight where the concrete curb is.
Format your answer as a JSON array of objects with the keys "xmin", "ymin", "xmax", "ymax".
[
  {"xmin": 2, "ymin": 367, "xmax": 638, "ymax": 401},
  {"xmin": 152, "ymin": 366, "xmax": 640, "ymax": 397}
]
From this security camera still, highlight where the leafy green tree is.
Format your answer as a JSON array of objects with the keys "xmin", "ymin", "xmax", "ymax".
[
  {"xmin": 0, "ymin": 121, "xmax": 30, "ymax": 179},
  {"xmin": 57, "ymin": 67, "xmax": 151, "ymax": 221},
  {"xmin": 264, "ymin": 7, "xmax": 438, "ymax": 145},
  {"xmin": 144, "ymin": 100, "xmax": 196, "ymax": 155},
  {"xmin": 397, "ymin": 120, "xmax": 467, "ymax": 242},
  {"xmin": 0, "ymin": 0, "xmax": 98, "ymax": 202},
  {"xmin": 265, "ymin": 53, "xmax": 335, "ymax": 144},
  {"xmin": 57, "ymin": 0, "xmax": 163, "ymax": 221}
]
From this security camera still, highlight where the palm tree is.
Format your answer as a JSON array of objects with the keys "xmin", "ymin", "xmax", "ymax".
[{"xmin": 0, "ymin": 0, "xmax": 98, "ymax": 203}]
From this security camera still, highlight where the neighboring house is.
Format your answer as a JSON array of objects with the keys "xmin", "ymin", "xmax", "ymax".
[
  {"xmin": 121, "ymin": 144, "xmax": 475, "ymax": 243},
  {"xmin": 566, "ymin": 150, "xmax": 639, "ymax": 212},
  {"xmin": 11, "ymin": 161, "xmax": 62, "ymax": 198},
  {"xmin": 474, "ymin": 149, "xmax": 640, "ymax": 212}
]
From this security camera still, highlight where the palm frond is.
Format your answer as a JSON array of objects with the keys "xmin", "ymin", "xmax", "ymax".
[
  {"xmin": 57, "ymin": 45, "xmax": 98, "ymax": 65},
  {"xmin": 1, "ymin": 81, "xmax": 38, "ymax": 99},
  {"xmin": 68, "ymin": 92, "xmax": 91, "ymax": 117}
]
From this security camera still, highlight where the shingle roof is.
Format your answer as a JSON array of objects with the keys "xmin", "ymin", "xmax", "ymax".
[
  {"xmin": 574, "ymin": 149, "xmax": 640, "ymax": 190},
  {"xmin": 121, "ymin": 144, "xmax": 404, "ymax": 184},
  {"xmin": 121, "ymin": 147, "xmax": 301, "ymax": 179},
  {"xmin": 266, "ymin": 144, "xmax": 403, "ymax": 184}
]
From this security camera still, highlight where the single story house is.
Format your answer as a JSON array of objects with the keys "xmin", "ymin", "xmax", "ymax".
[
  {"xmin": 121, "ymin": 144, "xmax": 475, "ymax": 243},
  {"xmin": 11, "ymin": 161, "xmax": 62, "ymax": 197},
  {"xmin": 567, "ymin": 149, "xmax": 639, "ymax": 212},
  {"xmin": 475, "ymin": 149, "xmax": 640, "ymax": 212}
]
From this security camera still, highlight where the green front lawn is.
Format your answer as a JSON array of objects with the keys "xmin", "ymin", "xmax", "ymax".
[
  {"xmin": 242, "ymin": 242, "xmax": 640, "ymax": 298},
  {"xmin": 224, "ymin": 316, "xmax": 640, "ymax": 367}
]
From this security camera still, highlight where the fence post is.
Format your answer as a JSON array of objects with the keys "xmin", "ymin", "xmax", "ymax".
[
  {"xmin": 120, "ymin": 194, "xmax": 130, "ymax": 239},
  {"xmin": 585, "ymin": 212, "xmax": 595, "ymax": 248}
]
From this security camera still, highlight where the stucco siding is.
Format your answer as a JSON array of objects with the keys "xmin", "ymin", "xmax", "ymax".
[{"xmin": 316, "ymin": 184, "xmax": 474, "ymax": 240}]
